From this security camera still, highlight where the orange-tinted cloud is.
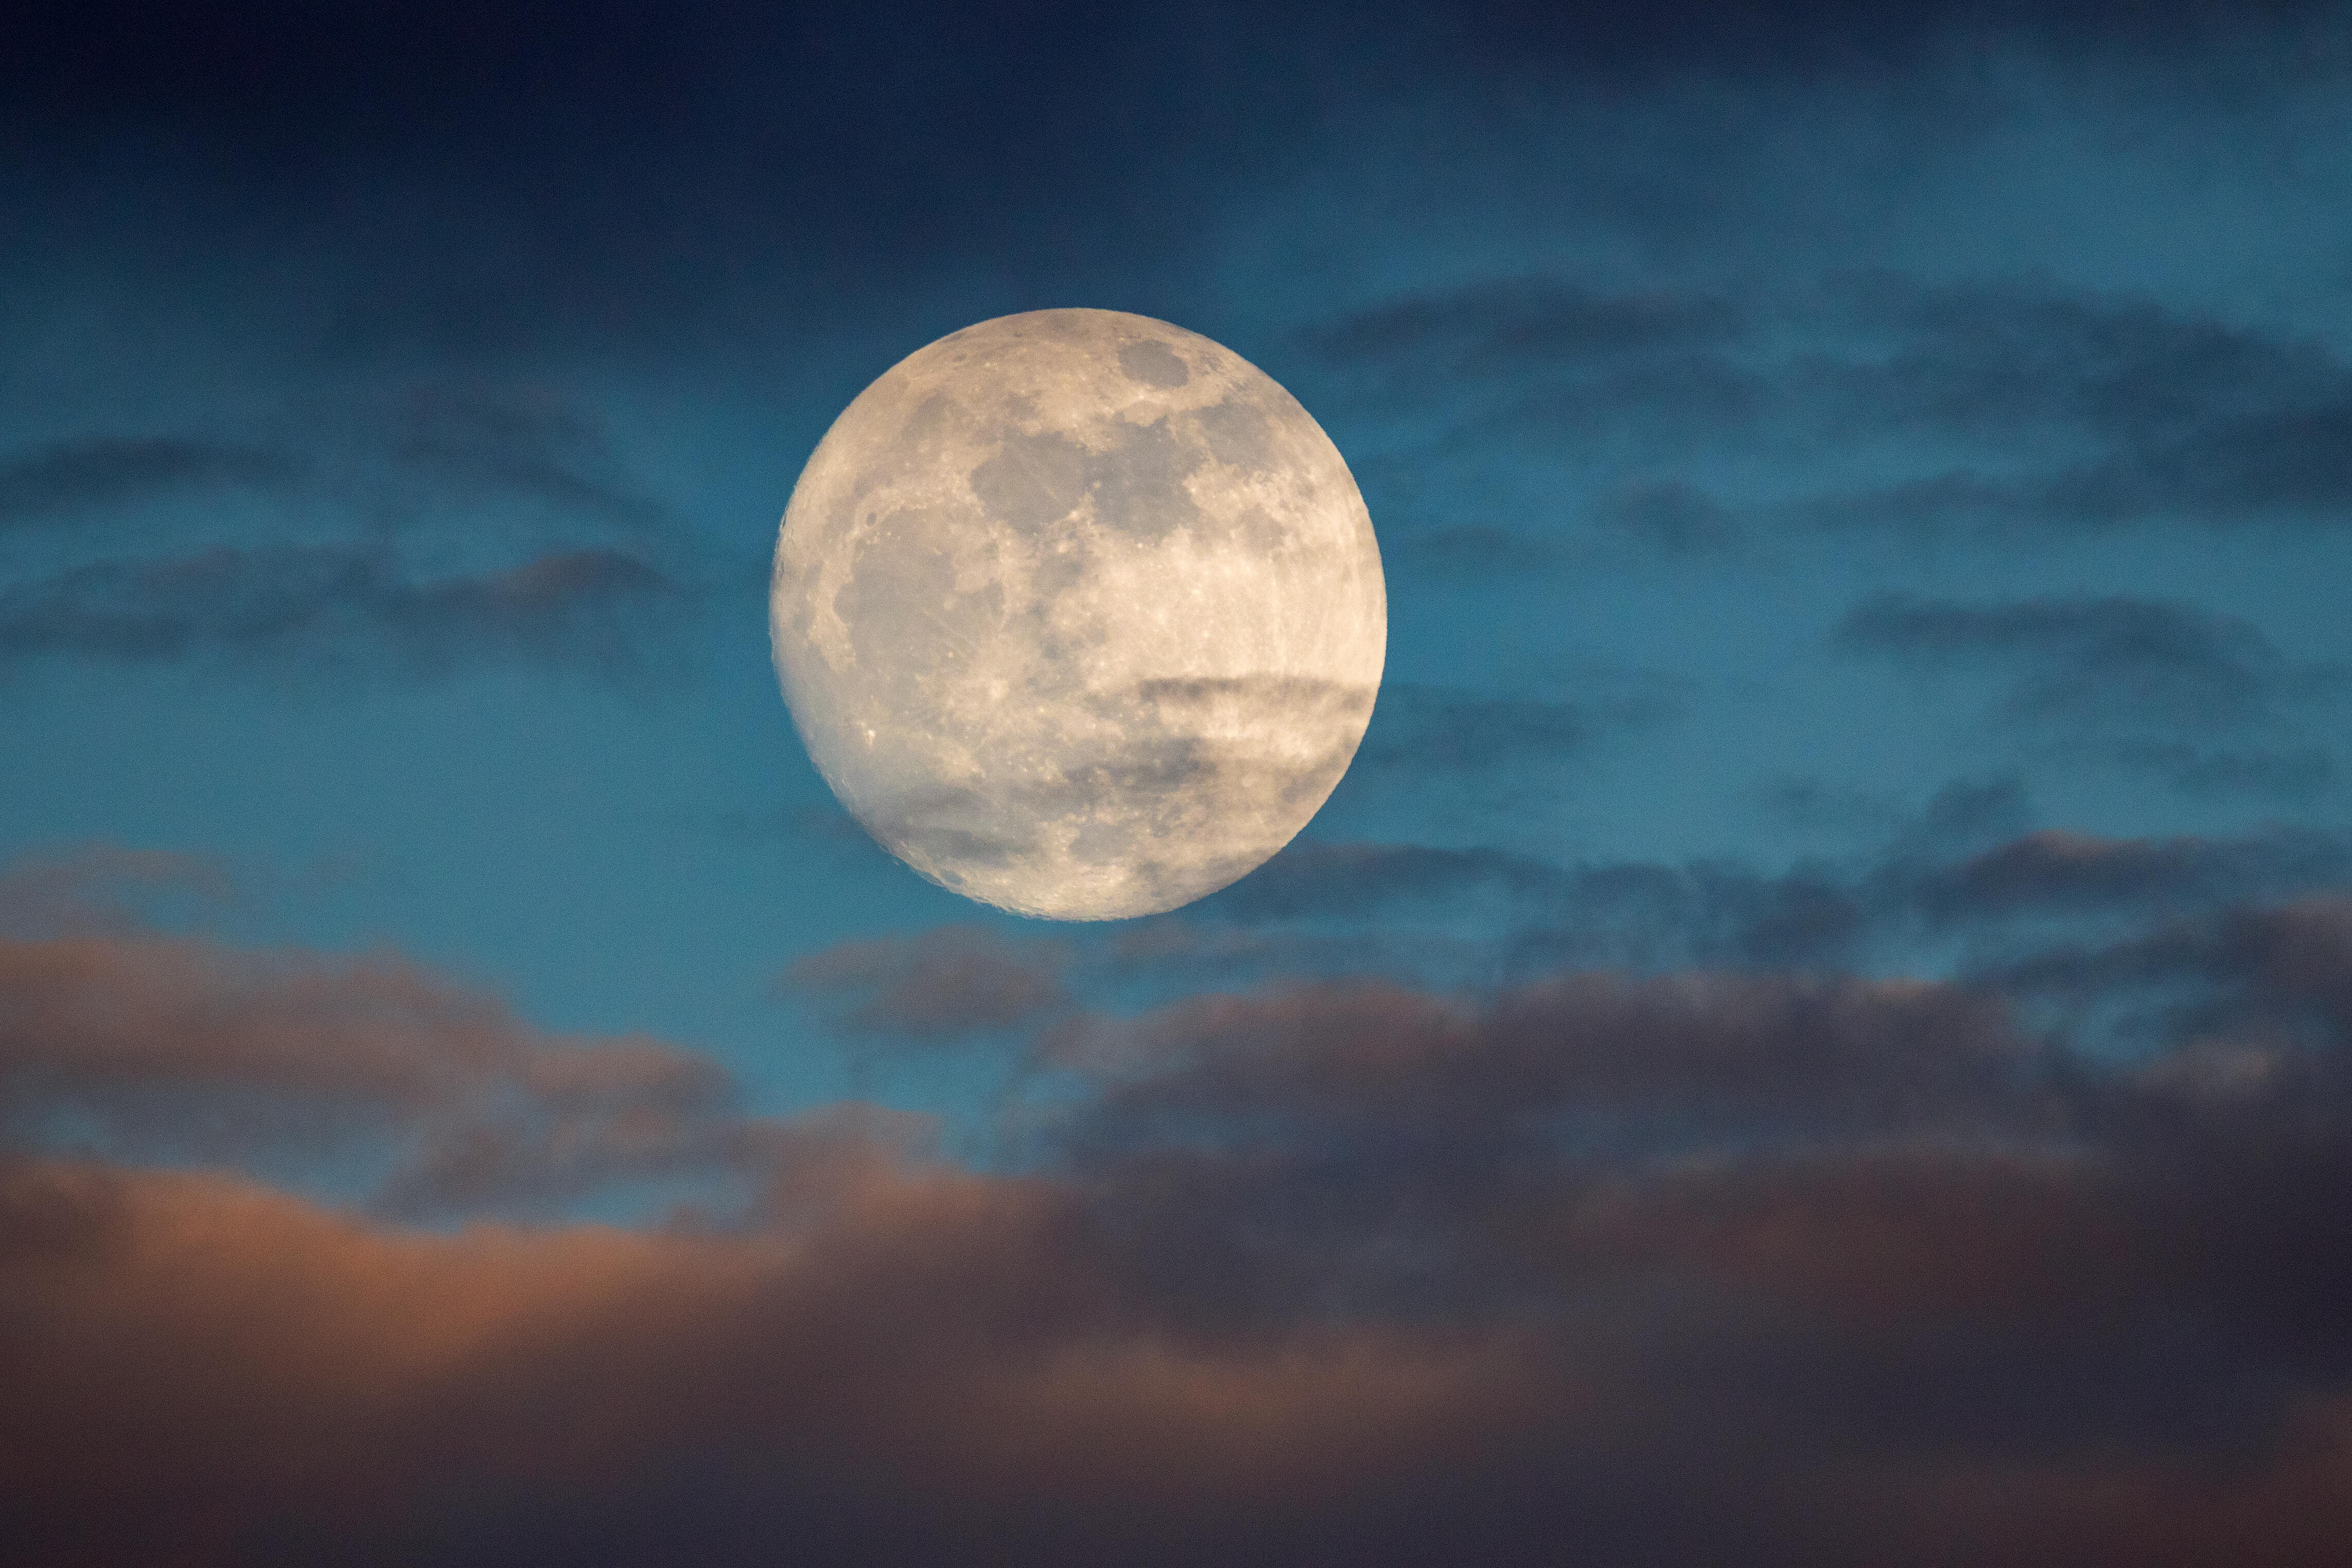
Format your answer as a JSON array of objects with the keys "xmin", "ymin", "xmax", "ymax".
[
  {"xmin": 0, "ymin": 920, "xmax": 746, "ymax": 1219},
  {"xmin": 778, "ymin": 923, "xmax": 1071, "ymax": 1040},
  {"xmin": 6, "ymin": 881, "xmax": 2352, "ymax": 1563}
]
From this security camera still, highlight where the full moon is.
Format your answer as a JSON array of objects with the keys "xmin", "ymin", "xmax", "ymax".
[{"xmin": 771, "ymin": 309, "xmax": 1386, "ymax": 920}]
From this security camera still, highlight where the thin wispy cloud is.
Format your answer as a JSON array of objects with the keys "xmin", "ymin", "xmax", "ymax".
[
  {"xmin": 0, "ymin": 436, "xmax": 299, "ymax": 527},
  {"xmin": 0, "ymin": 543, "xmax": 688, "ymax": 677},
  {"xmin": 1840, "ymin": 592, "xmax": 2342, "ymax": 796},
  {"xmin": 1318, "ymin": 276, "xmax": 2352, "ymax": 571}
]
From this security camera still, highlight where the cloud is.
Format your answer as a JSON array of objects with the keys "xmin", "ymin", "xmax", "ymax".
[
  {"xmin": 1839, "ymin": 592, "xmax": 2309, "ymax": 725},
  {"xmin": 1351, "ymin": 678, "xmax": 1680, "ymax": 777},
  {"xmin": 0, "ymin": 841, "xmax": 236, "ymax": 936},
  {"xmin": 1819, "ymin": 278, "xmax": 2352, "ymax": 529},
  {"xmin": 0, "ymin": 542, "xmax": 687, "ymax": 676},
  {"xmin": 1048, "ymin": 972, "xmax": 2036, "ymax": 1162},
  {"xmin": 1319, "ymin": 274, "xmax": 2352, "ymax": 573},
  {"xmin": 1991, "ymin": 894, "xmax": 2352, "ymax": 1032},
  {"xmin": 1191, "ymin": 841, "xmax": 1864, "ymax": 971},
  {"xmin": 1159, "ymin": 805, "xmax": 2350, "ymax": 994},
  {"xmin": 1838, "ymin": 592, "xmax": 2340, "ymax": 791},
  {"xmin": 1744, "ymin": 279, "xmax": 2352, "ymax": 544},
  {"xmin": 1914, "ymin": 826, "xmax": 2352, "ymax": 925},
  {"xmin": 778, "ymin": 925, "xmax": 1072, "ymax": 1040},
  {"xmin": 1793, "ymin": 424, "xmax": 2352, "ymax": 540},
  {"xmin": 1839, "ymin": 276, "xmax": 2345, "ymax": 439},
  {"xmin": 1201, "ymin": 841, "xmax": 1574, "ymax": 920},
  {"xmin": 1586, "ymin": 478, "xmax": 1742, "ymax": 552},
  {"xmin": 10, "ymin": 888, "xmax": 2352, "ymax": 1561},
  {"xmin": 2102, "ymin": 738, "xmax": 2338, "ymax": 796},
  {"xmin": 0, "ymin": 922, "xmax": 762, "ymax": 1219},
  {"xmin": 381, "ymin": 384, "xmax": 674, "ymax": 535},
  {"xmin": 0, "ymin": 1150, "xmax": 1576, "ymax": 1567},
  {"xmin": 0, "ymin": 389, "xmax": 696, "ymax": 682},
  {"xmin": 0, "ymin": 436, "xmax": 297, "ymax": 526},
  {"xmin": 0, "ymin": 385, "xmax": 677, "ymax": 543}
]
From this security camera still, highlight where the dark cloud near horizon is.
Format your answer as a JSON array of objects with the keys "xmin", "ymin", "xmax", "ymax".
[
  {"xmin": 757, "ymin": 786, "xmax": 2352, "ymax": 1055},
  {"xmin": 9, "ymin": 848, "xmax": 2352, "ymax": 1562}
]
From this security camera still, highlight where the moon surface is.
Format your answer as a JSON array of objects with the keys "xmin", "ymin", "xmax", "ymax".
[{"xmin": 770, "ymin": 309, "xmax": 1386, "ymax": 920}]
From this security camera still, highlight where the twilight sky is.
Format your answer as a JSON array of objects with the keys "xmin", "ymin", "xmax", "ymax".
[{"xmin": 6, "ymin": 3, "xmax": 2352, "ymax": 1562}]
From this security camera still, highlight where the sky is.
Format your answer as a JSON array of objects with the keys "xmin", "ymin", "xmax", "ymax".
[{"xmin": 4, "ymin": 2, "xmax": 2352, "ymax": 1561}]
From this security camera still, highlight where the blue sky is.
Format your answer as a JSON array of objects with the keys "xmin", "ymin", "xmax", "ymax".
[{"xmin": 6, "ymin": 4, "xmax": 2352, "ymax": 1562}]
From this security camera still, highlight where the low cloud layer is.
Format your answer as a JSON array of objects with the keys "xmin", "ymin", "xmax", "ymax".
[{"xmin": 9, "ymin": 842, "xmax": 2352, "ymax": 1563}]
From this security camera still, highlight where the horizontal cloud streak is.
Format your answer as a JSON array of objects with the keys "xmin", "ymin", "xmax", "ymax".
[
  {"xmin": 0, "ymin": 543, "xmax": 686, "ymax": 676},
  {"xmin": 1837, "ymin": 593, "xmax": 2314, "ymax": 721},
  {"xmin": 778, "ymin": 925, "xmax": 1072, "ymax": 1041},
  {"xmin": 1839, "ymin": 593, "xmax": 2340, "ymax": 794},
  {"xmin": 1321, "ymin": 274, "xmax": 2352, "ymax": 575},
  {"xmin": 1349, "ymin": 679, "xmax": 1682, "ymax": 779},
  {"xmin": 0, "ymin": 436, "xmax": 298, "ymax": 526}
]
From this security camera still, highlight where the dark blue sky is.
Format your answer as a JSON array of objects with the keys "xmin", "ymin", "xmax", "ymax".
[{"xmin": 5, "ymin": 4, "xmax": 2352, "ymax": 1562}]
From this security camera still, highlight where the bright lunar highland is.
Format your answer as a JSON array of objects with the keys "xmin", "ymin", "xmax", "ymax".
[{"xmin": 771, "ymin": 309, "xmax": 1387, "ymax": 920}]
